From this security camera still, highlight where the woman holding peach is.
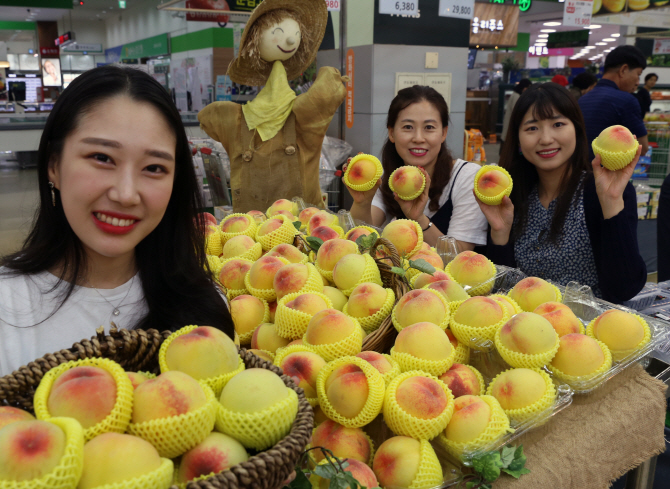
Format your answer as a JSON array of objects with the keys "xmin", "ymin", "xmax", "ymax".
[
  {"xmin": 346, "ymin": 85, "xmax": 487, "ymax": 250},
  {"xmin": 476, "ymin": 82, "xmax": 646, "ymax": 303}
]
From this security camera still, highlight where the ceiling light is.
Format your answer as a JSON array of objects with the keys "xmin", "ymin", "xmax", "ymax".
[
  {"xmin": 585, "ymin": 46, "xmax": 595, "ymax": 49},
  {"xmin": 596, "ymin": 42, "xmax": 607, "ymax": 46},
  {"xmin": 588, "ymin": 24, "xmax": 601, "ymax": 28},
  {"xmin": 612, "ymin": 33, "xmax": 620, "ymax": 37},
  {"xmin": 543, "ymin": 22, "xmax": 562, "ymax": 26},
  {"xmin": 541, "ymin": 29, "xmax": 556, "ymax": 33},
  {"xmin": 538, "ymin": 34, "xmax": 549, "ymax": 38}
]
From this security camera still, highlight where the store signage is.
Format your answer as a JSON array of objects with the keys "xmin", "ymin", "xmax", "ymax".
[
  {"xmin": 122, "ymin": 34, "xmax": 169, "ymax": 59},
  {"xmin": 653, "ymin": 39, "xmax": 670, "ymax": 55},
  {"xmin": 325, "ymin": 0, "xmax": 340, "ymax": 12},
  {"xmin": 472, "ymin": 17, "xmax": 504, "ymax": 34},
  {"xmin": 562, "ymin": 0, "xmax": 592, "ymax": 28},
  {"xmin": 229, "ymin": 0, "xmax": 263, "ymax": 12},
  {"xmin": 528, "ymin": 46, "xmax": 576, "ymax": 56},
  {"xmin": 469, "ymin": 4, "xmax": 519, "ymax": 47},
  {"xmin": 547, "ymin": 29, "xmax": 588, "ymax": 48},
  {"xmin": 379, "ymin": 0, "xmax": 419, "ymax": 16},
  {"xmin": 529, "ymin": 45, "xmax": 549, "ymax": 56},
  {"xmin": 346, "ymin": 48, "xmax": 354, "ymax": 129},
  {"xmin": 185, "ymin": 1, "xmax": 230, "ymax": 23},
  {"xmin": 119, "ymin": 0, "xmax": 126, "ymax": 8},
  {"xmin": 54, "ymin": 31, "xmax": 75, "ymax": 47},
  {"xmin": 61, "ymin": 43, "xmax": 103, "ymax": 53},
  {"xmin": 40, "ymin": 47, "xmax": 59, "ymax": 57},
  {"xmin": 489, "ymin": 0, "xmax": 531, "ymax": 12},
  {"xmin": 438, "ymin": 0, "xmax": 475, "ymax": 20}
]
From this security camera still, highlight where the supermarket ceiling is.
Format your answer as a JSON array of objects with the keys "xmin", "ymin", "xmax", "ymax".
[{"xmin": 0, "ymin": 0, "xmax": 158, "ymax": 22}]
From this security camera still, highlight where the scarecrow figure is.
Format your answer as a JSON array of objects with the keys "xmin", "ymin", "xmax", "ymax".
[{"xmin": 198, "ymin": 0, "xmax": 347, "ymax": 213}]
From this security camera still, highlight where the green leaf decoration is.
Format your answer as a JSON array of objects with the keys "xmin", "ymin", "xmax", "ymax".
[
  {"xmin": 306, "ymin": 236, "xmax": 324, "ymax": 252},
  {"xmin": 500, "ymin": 445, "xmax": 516, "ymax": 468},
  {"xmin": 466, "ymin": 481, "xmax": 480, "ymax": 489},
  {"xmin": 391, "ymin": 266, "xmax": 406, "ymax": 277},
  {"xmin": 293, "ymin": 221, "xmax": 302, "ymax": 231},
  {"xmin": 286, "ymin": 468, "xmax": 311, "ymax": 489},
  {"xmin": 313, "ymin": 463, "xmax": 338, "ymax": 479},
  {"xmin": 503, "ymin": 467, "xmax": 531, "ymax": 479},
  {"xmin": 504, "ymin": 445, "xmax": 528, "ymax": 474},
  {"xmin": 473, "ymin": 452, "xmax": 503, "ymax": 482},
  {"xmin": 408, "ymin": 258, "xmax": 436, "ymax": 275},
  {"xmin": 355, "ymin": 232, "xmax": 379, "ymax": 250}
]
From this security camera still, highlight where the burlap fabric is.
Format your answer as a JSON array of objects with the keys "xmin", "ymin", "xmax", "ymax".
[{"xmin": 495, "ymin": 364, "xmax": 667, "ymax": 489}]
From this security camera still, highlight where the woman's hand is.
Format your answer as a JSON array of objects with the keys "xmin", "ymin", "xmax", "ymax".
[
  {"xmin": 474, "ymin": 192, "xmax": 515, "ymax": 246},
  {"xmin": 592, "ymin": 146, "xmax": 639, "ymax": 219},
  {"xmin": 394, "ymin": 167, "xmax": 431, "ymax": 222},
  {"xmin": 342, "ymin": 155, "xmax": 382, "ymax": 205}
]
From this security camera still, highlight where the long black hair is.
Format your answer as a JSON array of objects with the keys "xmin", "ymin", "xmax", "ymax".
[
  {"xmin": 1, "ymin": 65, "xmax": 234, "ymax": 337},
  {"xmin": 499, "ymin": 82, "xmax": 591, "ymax": 242},
  {"xmin": 381, "ymin": 85, "xmax": 454, "ymax": 219}
]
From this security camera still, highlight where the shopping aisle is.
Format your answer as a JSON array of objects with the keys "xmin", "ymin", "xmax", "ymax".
[{"xmin": 0, "ymin": 168, "xmax": 39, "ymax": 257}]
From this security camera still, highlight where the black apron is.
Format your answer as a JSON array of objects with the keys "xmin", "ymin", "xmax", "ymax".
[{"xmin": 429, "ymin": 161, "xmax": 471, "ymax": 232}]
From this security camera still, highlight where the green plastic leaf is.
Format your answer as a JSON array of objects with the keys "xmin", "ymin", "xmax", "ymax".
[
  {"xmin": 408, "ymin": 258, "xmax": 436, "ymax": 275},
  {"xmin": 306, "ymin": 236, "xmax": 324, "ymax": 252},
  {"xmin": 292, "ymin": 221, "xmax": 302, "ymax": 231},
  {"xmin": 472, "ymin": 452, "xmax": 503, "ymax": 482},
  {"xmin": 391, "ymin": 266, "xmax": 406, "ymax": 277},
  {"xmin": 313, "ymin": 463, "xmax": 338, "ymax": 480},
  {"xmin": 355, "ymin": 232, "xmax": 379, "ymax": 250},
  {"xmin": 500, "ymin": 445, "xmax": 516, "ymax": 468},
  {"xmin": 503, "ymin": 467, "xmax": 531, "ymax": 479},
  {"xmin": 466, "ymin": 481, "xmax": 480, "ymax": 489},
  {"xmin": 286, "ymin": 468, "xmax": 311, "ymax": 489},
  {"xmin": 506, "ymin": 445, "xmax": 528, "ymax": 473},
  {"xmin": 481, "ymin": 484, "xmax": 493, "ymax": 489}
]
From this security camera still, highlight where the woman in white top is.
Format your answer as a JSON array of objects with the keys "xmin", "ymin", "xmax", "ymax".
[
  {"xmin": 347, "ymin": 85, "xmax": 487, "ymax": 250},
  {"xmin": 0, "ymin": 66, "xmax": 233, "ymax": 377}
]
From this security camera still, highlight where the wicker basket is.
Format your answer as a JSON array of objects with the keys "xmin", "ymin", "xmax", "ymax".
[{"xmin": 0, "ymin": 327, "xmax": 314, "ymax": 489}]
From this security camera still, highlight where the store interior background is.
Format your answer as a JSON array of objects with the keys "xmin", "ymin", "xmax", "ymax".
[{"xmin": 0, "ymin": 0, "xmax": 667, "ymax": 284}]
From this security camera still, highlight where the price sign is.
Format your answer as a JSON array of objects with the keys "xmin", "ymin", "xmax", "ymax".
[
  {"xmin": 438, "ymin": 0, "xmax": 475, "ymax": 20},
  {"xmin": 325, "ymin": 0, "xmax": 340, "ymax": 12},
  {"xmin": 379, "ymin": 0, "xmax": 419, "ymax": 15},
  {"xmin": 653, "ymin": 39, "xmax": 670, "ymax": 55},
  {"xmin": 562, "ymin": 0, "xmax": 593, "ymax": 28}
]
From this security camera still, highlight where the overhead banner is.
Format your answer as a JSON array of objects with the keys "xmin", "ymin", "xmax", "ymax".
[{"xmin": 185, "ymin": 1, "xmax": 230, "ymax": 23}]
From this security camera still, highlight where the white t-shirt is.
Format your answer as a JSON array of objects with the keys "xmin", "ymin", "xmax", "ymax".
[
  {"xmin": 0, "ymin": 269, "xmax": 147, "ymax": 377},
  {"xmin": 371, "ymin": 159, "xmax": 488, "ymax": 245}
]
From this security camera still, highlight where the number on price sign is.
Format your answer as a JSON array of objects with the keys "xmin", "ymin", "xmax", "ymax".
[
  {"xmin": 325, "ymin": 0, "xmax": 340, "ymax": 12},
  {"xmin": 379, "ymin": 0, "xmax": 419, "ymax": 15},
  {"xmin": 438, "ymin": 0, "xmax": 474, "ymax": 20}
]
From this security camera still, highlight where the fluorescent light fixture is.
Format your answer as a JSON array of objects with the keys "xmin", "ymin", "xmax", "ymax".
[
  {"xmin": 541, "ymin": 29, "xmax": 556, "ymax": 33},
  {"xmin": 585, "ymin": 46, "xmax": 596, "ymax": 49},
  {"xmin": 589, "ymin": 24, "xmax": 602, "ymax": 28},
  {"xmin": 538, "ymin": 34, "xmax": 549, "ymax": 38},
  {"xmin": 0, "ymin": 61, "xmax": 9, "ymax": 68},
  {"xmin": 612, "ymin": 33, "xmax": 620, "ymax": 37},
  {"xmin": 543, "ymin": 22, "xmax": 562, "ymax": 26},
  {"xmin": 596, "ymin": 42, "xmax": 607, "ymax": 46},
  {"xmin": 603, "ymin": 38, "xmax": 616, "ymax": 42}
]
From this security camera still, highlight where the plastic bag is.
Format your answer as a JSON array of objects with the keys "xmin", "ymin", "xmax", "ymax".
[{"xmin": 319, "ymin": 136, "xmax": 353, "ymax": 188}]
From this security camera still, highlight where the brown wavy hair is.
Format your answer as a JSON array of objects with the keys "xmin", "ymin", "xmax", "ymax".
[{"xmin": 381, "ymin": 85, "xmax": 454, "ymax": 220}]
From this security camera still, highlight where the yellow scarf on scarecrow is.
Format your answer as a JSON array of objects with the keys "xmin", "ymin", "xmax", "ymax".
[{"xmin": 242, "ymin": 60, "xmax": 297, "ymax": 142}]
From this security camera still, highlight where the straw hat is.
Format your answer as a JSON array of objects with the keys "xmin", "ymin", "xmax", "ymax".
[{"xmin": 228, "ymin": 0, "xmax": 327, "ymax": 86}]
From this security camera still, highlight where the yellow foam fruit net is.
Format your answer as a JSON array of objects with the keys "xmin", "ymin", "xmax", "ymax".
[
  {"xmin": 256, "ymin": 215, "xmax": 299, "ymax": 251},
  {"xmin": 274, "ymin": 291, "xmax": 333, "ymax": 339},
  {"xmin": 285, "ymin": 263, "xmax": 325, "ymax": 299},
  {"xmin": 219, "ymin": 213, "xmax": 258, "ymax": 244},
  {"xmin": 127, "ymin": 383, "xmax": 218, "ymax": 459},
  {"xmin": 224, "ymin": 286, "xmax": 249, "ymax": 301},
  {"xmin": 473, "ymin": 165, "xmax": 513, "ymax": 206},
  {"xmin": 388, "ymin": 166, "xmax": 427, "ymax": 201},
  {"xmin": 342, "ymin": 153, "xmax": 384, "ymax": 192},
  {"xmin": 486, "ymin": 368, "xmax": 556, "ymax": 424},
  {"xmin": 390, "ymin": 340, "xmax": 457, "ymax": 376},
  {"xmin": 89, "ymin": 458, "xmax": 174, "ymax": 489},
  {"xmin": 206, "ymin": 255, "xmax": 223, "ymax": 280},
  {"xmin": 232, "ymin": 296, "xmax": 270, "ymax": 345},
  {"xmin": 508, "ymin": 283, "xmax": 563, "ymax": 312},
  {"xmin": 450, "ymin": 333, "xmax": 471, "ymax": 365},
  {"xmin": 34, "ymin": 357, "xmax": 134, "ymax": 442},
  {"xmin": 446, "ymin": 299, "xmax": 466, "ymax": 315},
  {"xmin": 391, "ymin": 288, "xmax": 451, "ymax": 333},
  {"xmin": 494, "ymin": 326, "xmax": 559, "ymax": 369},
  {"xmin": 374, "ymin": 353, "xmax": 402, "ymax": 387},
  {"xmin": 344, "ymin": 225, "xmax": 379, "ymax": 242},
  {"xmin": 158, "ymin": 325, "xmax": 245, "ymax": 398},
  {"xmin": 547, "ymin": 338, "xmax": 613, "ymax": 390},
  {"xmin": 408, "ymin": 439, "xmax": 444, "ymax": 489},
  {"xmin": 342, "ymin": 287, "xmax": 395, "ymax": 334},
  {"xmin": 592, "ymin": 137, "xmax": 639, "ymax": 171},
  {"xmin": 450, "ymin": 305, "xmax": 510, "ymax": 351},
  {"xmin": 216, "ymin": 388, "xmax": 299, "ymax": 451},
  {"xmin": 438, "ymin": 395, "xmax": 512, "ymax": 461},
  {"xmin": 382, "ymin": 370, "xmax": 455, "ymax": 440},
  {"xmin": 383, "ymin": 219, "xmax": 425, "ymax": 258},
  {"xmin": 303, "ymin": 319, "xmax": 364, "ymax": 362},
  {"xmin": 316, "ymin": 356, "xmax": 386, "ymax": 429},
  {"xmin": 273, "ymin": 344, "xmax": 323, "ymax": 407},
  {"xmin": 244, "ymin": 258, "xmax": 290, "ymax": 302},
  {"xmin": 445, "ymin": 257, "xmax": 497, "ymax": 297},
  {"xmin": 337, "ymin": 253, "xmax": 383, "ymax": 297},
  {"xmin": 0, "ymin": 417, "xmax": 84, "ymax": 489},
  {"xmin": 205, "ymin": 228, "xmax": 223, "ymax": 257},
  {"xmin": 220, "ymin": 242, "xmax": 263, "ymax": 265},
  {"xmin": 586, "ymin": 312, "xmax": 651, "ymax": 362}
]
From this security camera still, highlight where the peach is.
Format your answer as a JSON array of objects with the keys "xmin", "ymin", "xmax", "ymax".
[
  {"xmin": 0, "ymin": 420, "xmax": 65, "ymax": 481},
  {"xmin": 591, "ymin": 309, "xmax": 645, "ymax": 352},
  {"xmin": 444, "ymin": 395, "xmax": 491, "ymax": 443},
  {"xmin": 288, "ymin": 339, "xmax": 304, "ymax": 347},
  {"xmin": 509, "ymin": 277, "xmax": 558, "ymax": 312},
  {"xmin": 273, "ymin": 263, "xmax": 311, "ymax": 300},
  {"xmin": 490, "ymin": 295, "xmax": 520, "ymax": 318},
  {"xmin": 322, "ymin": 286, "xmax": 348, "ymax": 311},
  {"xmin": 409, "ymin": 250, "xmax": 444, "ymax": 270},
  {"xmin": 311, "ymin": 225, "xmax": 340, "ymax": 242},
  {"xmin": 534, "ymin": 302, "xmax": 583, "ymax": 337},
  {"xmin": 247, "ymin": 210, "xmax": 267, "ymax": 223},
  {"xmin": 448, "ymin": 251, "xmax": 495, "ymax": 288},
  {"xmin": 311, "ymin": 419, "xmax": 372, "ymax": 464},
  {"xmin": 498, "ymin": 312, "xmax": 558, "ymax": 354},
  {"xmin": 219, "ymin": 368, "xmax": 289, "ymax": 413},
  {"xmin": 356, "ymin": 351, "xmax": 394, "ymax": 375},
  {"xmin": 315, "ymin": 238, "xmax": 359, "ymax": 272},
  {"xmin": 299, "ymin": 207, "xmax": 320, "ymax": 226},
  {"xmin": 267, "ymin": 199, "xmax": 295, "ymax": 217},
  {"xmin": 222, "ymin": 235, "xmax": 255, "ymax": 259},
  {"xmin": 594, "ymin": 125, "xmax": 636, "ymax": 152},
  {"xmin": 332, "ymin": 254, "xmax": 368, "ymax": 291},
  {"xmin": 165, "ymin": 326, "xmax": 239, "ymax": 380},
  {"xmin": 249, "ymin": 349, "xmax": 274, "ymax": 363},
  {"xmin": 251, "ymin": 322, "xmax": 290, "ymax": 353},
  {"xmin": 267, "ymin": 243, "xmax": 306, "ymax": 263},
  {"xmin": 347, "ymin": 157, "xmax": 380, "ymax": 186},
  {"xmin": 132, "ymin": 371, "xmax": 208, "ymax": 424},
  {"xmin": 396, "ymin": 375, "xmax": 448, "ymax": 419},
  {"xmin": 286, "ymin": 292, "xmax": 330, "ymax": 316},
  {"xmin": 453, "ymin": 296, "xmax": 505, "ymax": 328},
  {"xmin": 0, "ymin": 406, "xmax": 34, "ymax": 431},
  {"xmin": 275, "ymin": 210, "xmax": 296, "ymax": 221},
  {"xmin": 477, "ymin": 168, "xmax": 511, "ymax": 198},
  {"xmin": 305, "ymin": 309, "xmax": 356, "ymax": 346},
  {"xmin": 346, "ymin": 226, "xmax": 373, "ymax": 243},
  {"xmin": 381, "ymin": 219, "xmax": 420, "ymax": 256},
  {"xmin": 373, "ymin": 436, "xmax": 422, "ymax": 488},
  {"xmin": 47, "ymin": 366, "xmax": 117, "ymax": 429},
  {"xmin": 176, "ymin": 432, "xmax": 248, "ymax": 484},
  {"xmin": 389, "ymin": 166, "xmax": 425, "ymax": 200},
  {"xmin": 78, "ymin": 432, "xmax": 163, "ymax": 489},
  {"xmin": 248, "ymin": 255, "xmax": 287, "ymax": 290},
  {"xmin": 395, "ymin": 322, "xmax": 453, "ymax": 361},
  {"xmin": 308, "ymin": 211, "xmax": 337, "ymax": 233},
  {"xmin": 394, "ymin": 289, "xmax": 448, "ymax": 329},
  {"xmin": 413, "ymin": 270, "xmax": 450, "ymax": 289},
  {"xmin": 347, "ymin": 283, "xmax": 388, "ymax": 318},
  {"xmin": 426, "ymin": 279, "xmax": 470, "ymax": 302},
  {"xmin": 230, "ymin": 295, "xmax": 267, "ymax": 338},
  {"xmin": 489, "ymin": 368, "xmax": 546, "ymax": 411},
  {"xmin": 257, "ymin": 218, "xmax": 284, "ymax": 237},
  {"xmin": 325, "ymin": 363, "xmax": 369, "ymax": 419},
  {"xmin": 316, "ymin": 459, "xmax": 378, "ymax": 489},
  {"xmin": 221, "ymin": 215, "xmax": 252, "ymax": 234},
  {"xmin": 197, "ymin": 211, "xmax": 217, "ymax": 228},
  {"xmin": 126, "ymin": 372, "xmax": 151, "ymax": 390},
  {"xmin": 218, "ymin": 258, "xmax": 253, "ymax": 291},
  {"xmin": 551, "ymin": 334, "xmax": 606, "ymax": 376},
  {"xmin": 277, "ymin": 351, "xmax": 326, "ymax": 398},
  {"xmin": 439, "ymin": 364, "xmax": 482, "ymax": 398}
]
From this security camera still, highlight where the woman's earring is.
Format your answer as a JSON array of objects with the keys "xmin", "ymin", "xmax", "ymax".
[
  {"xmin": 48, "ymin": 182, "xmax": 55, "ymax": 207},
  {"xmin": 518, "ymin": 148, "xmax": 523, "ymax": 156}
]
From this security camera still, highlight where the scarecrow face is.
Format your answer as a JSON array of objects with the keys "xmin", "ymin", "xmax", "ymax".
[{"xmin": 259, "ymin": 17, "xmax": 301, "ymax": 62}]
